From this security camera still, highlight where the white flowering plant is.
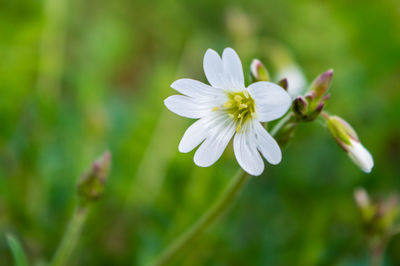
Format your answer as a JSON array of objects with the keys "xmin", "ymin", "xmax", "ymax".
[
  {"xmin": 165, "ymin": 48, "xmax": 374, "ymax": 176},
  {"xmin": 154, "ymin": 47, "xmax": 375, "ymax": 265}
]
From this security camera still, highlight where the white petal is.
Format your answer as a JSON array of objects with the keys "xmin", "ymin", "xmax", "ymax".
[
  {"xmin": 178, "ymin": 113, "xmax": 223, "ymax": 153},
  {"xmin": 171, "ymin": 79, "xmax": 225, "ymax": 99},
  {"xmin": 347, "ymin": 140, "xmax": 374, "ymax": 173},
  {"xmin": 203, "ymin": 49, "xmax": 225, "ymax": 89},
  {"xmin": 222, "ymin": 48, "xmax": 245, "ymax": 89},
  {"xmin": 247, "ymin": 81, "xmax": 292, "ymax": 122},
  {"xmin": 194, "ymin": 118, "xmax": 236, "ymax": 167},
  {"xmin": 233, "ymin": 122, "xmax": 264, "ymax": 176},
  {"xmin": 164, "ymin": 95, "xmax": 210, "ymax": 119},
  {"xmin": 253, "ymin": 121, "xmax": 282, "ymax": 164}
]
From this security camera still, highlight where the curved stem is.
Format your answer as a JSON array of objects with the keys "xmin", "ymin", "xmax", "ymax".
[
  {"xmin": 151, "ymin": 112, "xmax": 293, "ymax": 265},
  {"xmin": 152, "ymin": 170, "xmax": 249, "ymax": 266},
  {"xmin": 370, "ymin": 248, "xmax": 384, "ymax": 266},
  {"xmin": 51, "ymin": 204, "xmax": 89, "ymax": 266},
  {"xmin": 270, "ymin": 112, "xmax": 294, "ymax": 136}
]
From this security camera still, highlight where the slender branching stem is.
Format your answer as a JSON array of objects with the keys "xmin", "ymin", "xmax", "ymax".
[
  {"xmin": 152, "ymin": 169, "xmax": 249, "ymax": 266},
  {"xmin": 51, "ymin": 203, "xmax": 89, "ymax": 266},
  {"xmin": 270, "ymin": 112, "xmax": 294, "ymax": 136},
  {"xmin": 151, "ymin": 111, "xmax": 293, "ymax": 265}
]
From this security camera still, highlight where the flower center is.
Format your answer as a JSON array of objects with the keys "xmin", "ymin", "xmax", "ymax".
[{"xmin": 213, "ymin": 90, "xmax": 256, "ymax": 132}]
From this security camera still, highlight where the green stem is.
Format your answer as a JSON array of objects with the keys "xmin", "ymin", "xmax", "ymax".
[
  {"xmin": 51, "ymin": 204, "xmax": 89, "ymax": 266},
  {"xmin": 370, "ymin": 244, "xmax": 385, "ymax": 266},
  {"xmin": 151, "ymin": 112, "xmax": 293, "ymax": 265},
  {"xmin": 270, "ymin": 112, "xmax": 294, "ymax": 136},
  {"xmin": 152, "ymin": 169, "xmax": 249, "ymax": 266}
]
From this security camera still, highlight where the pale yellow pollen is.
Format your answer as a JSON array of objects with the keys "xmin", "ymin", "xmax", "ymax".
[
  {"xmin": 220, "ymin": 90, "xmax": 256, "ymax": 133},
  {"xmin": 234, "ymin": 95, "xmax": 243, "ymax": 102},
  {"xmin": 223, "ymin": 102, "xmax": 233, "ymax": 108},
  {"xmin": 239, "ymin": 103, "xmax": 248, "ymax": 109},
  {"xmin": 212, "ymin": 106, "xmax": 219, "ymax": 111}
]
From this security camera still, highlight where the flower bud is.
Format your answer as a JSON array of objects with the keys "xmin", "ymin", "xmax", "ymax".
[
  {"xmin": 354, "ymin": 187, "xmax": 371, "ymax": 209},
  {"xmin": 277, "ymin": 78, "xmax": 288, "ymax": 91},
  {"xmin": 326, "ymin": 116, "xmax": 373, "ymax": 173},
  {"xmin": 250, "ymin": 59, "xmax": 270, "ymax": 82},
  {"xmin": 77, "ymin": 151, "xmax": 111, "ymax": 202},
  {"xmin": 354, "ymin": 187, "xmax": 376, "ymax": 222},
  {"xmin": 354, "ymin": 188, "xmax": 399, "ymax": 238},
  {"xmin": 309, "ymin": 69, "xmax": 333, "ymax": 97},
  {"xmin": 293, "ymin": 96, "xmax": 308, "ymax": 117}
]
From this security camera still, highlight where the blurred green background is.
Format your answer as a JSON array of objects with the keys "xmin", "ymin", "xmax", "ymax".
[{"xmin": 1, "ymin": 0, "xmax": 400, "ymax": 265}]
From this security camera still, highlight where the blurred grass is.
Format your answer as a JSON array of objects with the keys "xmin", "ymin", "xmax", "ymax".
[{"xmin": 0, "ymin": 0, "xmax": 400, "ymax": 265}]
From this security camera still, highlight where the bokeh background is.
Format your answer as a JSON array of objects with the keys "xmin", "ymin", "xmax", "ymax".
[{"xmin": 1, "ymin": 0, "xmax": 400, "ymax": 265}]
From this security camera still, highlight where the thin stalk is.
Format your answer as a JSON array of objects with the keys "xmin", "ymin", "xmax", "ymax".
[
  {"xmin": 152, "ymin": 170, "xmax": 249, "ymax": 266},
  {"xmin": 370, "ymin": 248, "xmax": 384, "ymax": 266},
  {"xmin": 270, "ymin": 112, "xmax": 294, "ymax": 136},
  {"xmin": 37, "ymin": 0, "xmax": 68, "ymax": 99},
  {"xmin": 369, "ymin": 226, "xmax": 400, "ymax": 266},
  {"xmin": 151, "ymin": 112, "xmax": 293, "ymax": 265},
  {"xmin": 51, "ymin": 204, "xmax": 89, "ymax": 266}
]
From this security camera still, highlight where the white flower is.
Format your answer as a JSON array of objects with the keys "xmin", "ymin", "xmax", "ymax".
[{"xmin": 164, "ymin": 48, "xmax": 292, "ymax": 176}]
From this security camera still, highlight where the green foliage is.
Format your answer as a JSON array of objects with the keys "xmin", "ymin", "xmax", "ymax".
[
  {"xmin": 6, "ymin": 234, "xmax": 28, "ymax": 266},
  {"xmin": 0, "ymin": 0, "xmax": 399, "ymax": 265}
]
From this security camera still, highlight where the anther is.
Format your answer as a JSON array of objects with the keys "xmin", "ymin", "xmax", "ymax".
[
  {"xmin": 224, "ymin": 102, "xmax": 233, "ymax": 108},
  {"xmin": 239, "ymin": 103, "xmax": 247, "ymax": 109},
  {"xmin": 234, "ymin": 95, "xmax": 243, "ymax": 102}
]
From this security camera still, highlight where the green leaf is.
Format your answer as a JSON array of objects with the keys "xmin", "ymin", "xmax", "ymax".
[{"xmin": 6, "ymin": 234, "xmax": 28, "ymax": 266}]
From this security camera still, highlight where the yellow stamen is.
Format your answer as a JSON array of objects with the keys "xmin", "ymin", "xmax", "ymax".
[
  {"xmin": 234, "ymin": 95, "xmax": 243, "ymax": 102},
  {"xmin": 239, "ymin": 103, "xmax": 247, "ymax": 109},
  {"xmin": 221, "ymin": 90, "xmax": 256, "ymax": 133},
  {"xmin": 212, "ymin": 106, "xmax": 219, "ymax": 111},
  {"xmin": 223, "ymin": 101, "xmax": 233, "ymax": 108}
]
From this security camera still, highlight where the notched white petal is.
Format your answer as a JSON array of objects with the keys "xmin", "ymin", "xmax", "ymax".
[
  {"xmin": 171, "ymin": 79, "xmax": 224, "ymax": 98},
  {"xmin": 222, "ymin": 47, "xmax": 245, "ymax": 89},
  {"xmin": 178, "ymin": 113, "xmax": 223, "ymax": 153},
  {"xmin": 233, "ymin": 123, "xmax": 264, "ymax": 176},
  {"xmin": 164, "ymin": 95, "xmax": 208, "ymax": 119},
  {"xmin": 254, "ymin": 121, "xmax": 282, "ymax": 164},
  {"xmin": 178, "ymin": 118, "xmax": 209, "ymax": 153},
  {"xmin": 248, "ymin": 81, "xmax": 292, "ymax": 122},
  {"xmin": 203, "ymin": 49, "xmax": 225, "ymax": 89},
  {"xmin": 194, "ymin": 119, "xmax": 236, "ymax": 167}
]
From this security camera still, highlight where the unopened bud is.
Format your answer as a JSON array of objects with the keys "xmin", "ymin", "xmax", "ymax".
[
  {"xmin": 354, "ymin": 187, "xmax": 375, "ymax": 222},
  {"xmin": 354, "ymin": 188, "xmax": 399, "ymax": 238},
  {"xmin": 313, "ymin": 102, "xmax": 324, "ymax": 116},
  {"xmin": 250, "ymin": 59, "xmax": 270, "ymax": 82},
  {"xmin": 304, "ymin": 91, "xmax": 316, "ymax": 102},
  {"xmin": 277, "ymin": 78, "xmax": 288, "ymax": 91},
  {"xmin": 309, "ymin": 69, "xmax": 333, "ymax": 97},
  {"xmin": 77, "ymin": 151, "xmax": 111, "ymax": 202},
  {"xmin": 326, "ymin": 116, "xmax": 373, "ymax": 173},
  {"xmin": 293, "ymin": 96, "xmax": 308, "ymax": 117},
  {"xmin": 354, "ymin": 187, "xmax": 371, "ymax": 209}
]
